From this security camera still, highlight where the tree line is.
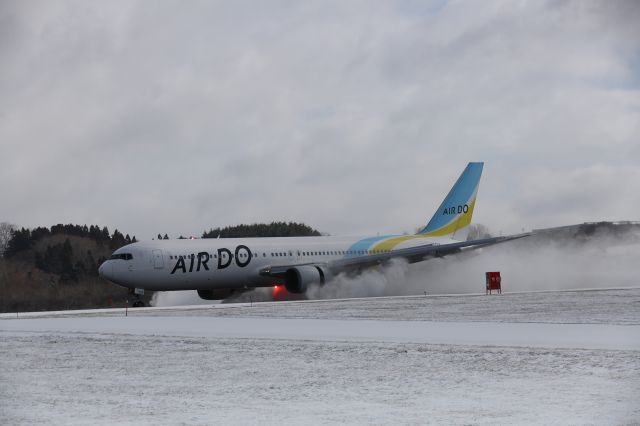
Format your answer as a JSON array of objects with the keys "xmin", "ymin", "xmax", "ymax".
[
  {"xmin": 202, "ymin": 222, "xmax": 322, "ymax": 239},
  {"xmin": 155, "ymin": 222, "xmax": 322, "ymax": 240},
  {"xmin": 4, "ymin": 224, "xmax": 136, "ymax": 258},
  {"xmin": 3, "ymin": 224, "xmax": 137, "ymax": 284}
]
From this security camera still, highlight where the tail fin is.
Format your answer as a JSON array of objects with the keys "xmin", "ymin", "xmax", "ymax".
[{"xmin": 418, "ymin": 162, "xmax": 484, "ymax": 240}]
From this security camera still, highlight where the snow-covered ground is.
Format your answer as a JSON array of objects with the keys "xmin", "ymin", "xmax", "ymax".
[
  {"xmin": 3, "ymin": 316, "xmax": 640, "ymax": 350},
  {"xmin": 2, "ymin": 288, "xmax": 640, "ymax": 425}
]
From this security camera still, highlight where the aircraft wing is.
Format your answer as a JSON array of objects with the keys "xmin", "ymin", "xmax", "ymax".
[{"xmin": 260, "ymin": 233, "xmax": 530, "ymax": 278}]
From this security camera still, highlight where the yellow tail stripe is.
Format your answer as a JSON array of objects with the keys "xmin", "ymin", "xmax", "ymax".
[
  {"xmin": 372, "ymin": 198, "xmax": 477, "ymax": 251},
  {"xmin": 421, "ymin": 198, "xmax": 476, "ymax": 237}
]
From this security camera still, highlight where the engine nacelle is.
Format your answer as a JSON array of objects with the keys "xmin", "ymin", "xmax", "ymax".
[
  {"xmin": 197, "ymin": 289, "xmax": 237, "ymax": 300},
  {"xmin": 284, "ymin": 265, "xmax": 333, "ymax": 294},
  {"xmin": 316, "ymin": 266, "xmax": 333, "ymax": 285}
]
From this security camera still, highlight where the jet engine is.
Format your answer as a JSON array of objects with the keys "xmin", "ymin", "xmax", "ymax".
[{"xmin": 283, "ymin": 265, "xmax": 333, "ymax": 293}]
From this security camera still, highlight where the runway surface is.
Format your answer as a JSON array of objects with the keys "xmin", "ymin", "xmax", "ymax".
[
  {"xmin": 3, "ymin": 316, "xmax": 639, "ymax": 351},
  {"xmin": 2, "ymin": 288, "xmax": 640, "ymax": 425}
]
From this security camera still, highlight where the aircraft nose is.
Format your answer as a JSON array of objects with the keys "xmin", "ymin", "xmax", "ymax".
[{"xmin": 99, "ymin": 261, "xmax": 111, "ymax": 279}]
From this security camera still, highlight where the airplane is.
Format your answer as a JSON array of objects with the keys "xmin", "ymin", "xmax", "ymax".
[{"xmin": 99, "ymin": 162, "xmax": 527, "ymax": 306}]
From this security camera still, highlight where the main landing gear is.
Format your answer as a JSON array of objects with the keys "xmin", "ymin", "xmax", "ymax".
[{"xmin": 128, "ymin": 288, "xmax": 146, "ymax": 308}]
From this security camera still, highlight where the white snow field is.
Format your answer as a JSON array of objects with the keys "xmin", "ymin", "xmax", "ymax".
[{"xmin": 2, "ymin": 288, "xmax": 640, "ymax": 425}]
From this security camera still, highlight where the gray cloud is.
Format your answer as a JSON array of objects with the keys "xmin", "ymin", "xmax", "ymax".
[{"xmin": 1, "ymin": 0, "xmax": 638, "ymax": 239}]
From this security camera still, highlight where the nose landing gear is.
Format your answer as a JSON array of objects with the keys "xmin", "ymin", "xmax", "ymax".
[{"xmin": 128, "ymin": 288, "xmax": 146, "ymax": 308}]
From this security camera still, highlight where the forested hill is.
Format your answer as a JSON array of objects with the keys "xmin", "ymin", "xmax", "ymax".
[
  {"xmin": 202, "ymin": 222, "xmax": 322, "ymax": 238},
  {"xmin": 0, "ymin": 224, "xmax": 137, "ymax": 313},
  {"xmin": 1, "ymin": 222, "xmax": 322, "ymax": 313}
]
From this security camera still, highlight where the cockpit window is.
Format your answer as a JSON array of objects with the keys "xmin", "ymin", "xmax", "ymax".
[{"xmin": 110, "ymin": 253, "xmax": 133, "ymax": 260}]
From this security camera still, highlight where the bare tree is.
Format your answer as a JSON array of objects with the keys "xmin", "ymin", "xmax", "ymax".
[
  {"xmin": 467, "ymin": 223, "xmax": 492, "ymax": 241},
  {"xmin": 0, "ymin": 222, "xmax": 15, "ymax": 257}
]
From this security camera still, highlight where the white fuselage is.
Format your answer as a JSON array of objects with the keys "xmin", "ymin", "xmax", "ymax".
[{"xmin": 99, "ymin": 235, "xmax": 453, "ymax": 291}]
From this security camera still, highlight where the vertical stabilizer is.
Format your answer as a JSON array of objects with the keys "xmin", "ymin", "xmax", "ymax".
[{"xmin": 418, "ymin": 162, "xmax": 484, "ymax": 240}]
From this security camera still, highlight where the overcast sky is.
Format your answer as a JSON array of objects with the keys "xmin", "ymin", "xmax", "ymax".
[{"xmin": 1, "ymin": 0, "xmax": 638, "ymax": 240}]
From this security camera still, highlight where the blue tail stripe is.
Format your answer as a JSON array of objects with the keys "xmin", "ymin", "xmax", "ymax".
[{"xmin": 420, "ymin": 162, "xmax": 483, "ymax": 234}]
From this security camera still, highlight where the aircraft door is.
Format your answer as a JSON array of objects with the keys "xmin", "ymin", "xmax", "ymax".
[{"xmin": 152, "ymin": 249, "xmax": 164, "ymax": 269}]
